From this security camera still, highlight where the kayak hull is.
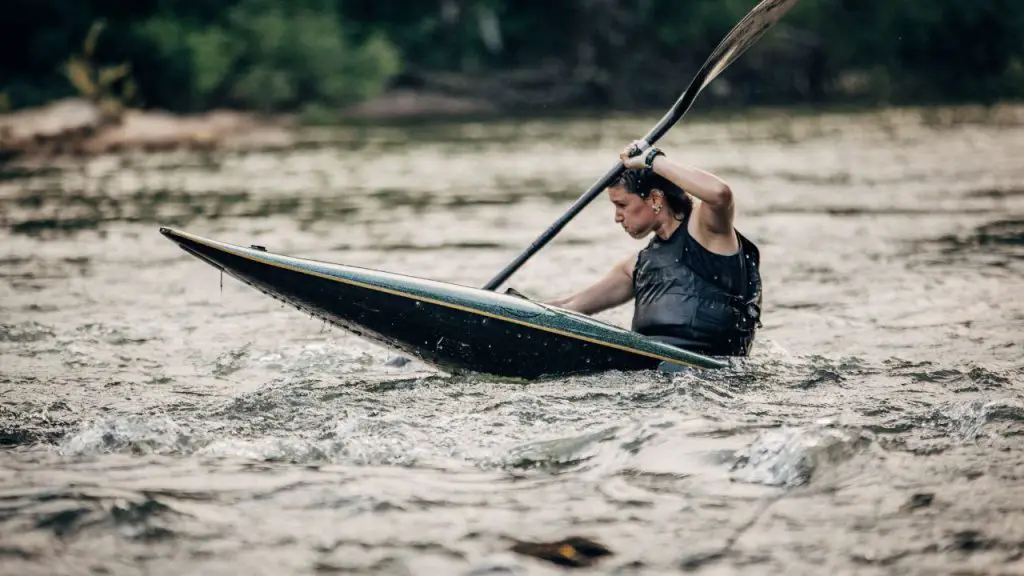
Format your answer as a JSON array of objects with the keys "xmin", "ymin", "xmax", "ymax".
[{"xmin": 159, "ymin": 227, "xmax": 727, "ymax": 379}]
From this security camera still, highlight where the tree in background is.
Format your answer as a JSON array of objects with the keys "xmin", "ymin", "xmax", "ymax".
[
  {"xmin": 0, "ymin": 0, "xmax": 1021, "ymax": 114},
  {"xmin": 0, "ymin": 0, "xmax": 399, "ymax": 114}
]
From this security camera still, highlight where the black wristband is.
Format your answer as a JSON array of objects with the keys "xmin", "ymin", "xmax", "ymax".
[{"xmin": 644, "ymin": 147, "xmax": 664, "ymax": 169}]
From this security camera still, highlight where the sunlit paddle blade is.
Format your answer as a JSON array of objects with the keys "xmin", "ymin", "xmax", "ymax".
[
  {"xmin": 643, "ymin": 0, "xmax": 801, "ymax": 152},
  {"xmin": 699, "ymin": 0, "xmax": 802, "ymax": 92}
]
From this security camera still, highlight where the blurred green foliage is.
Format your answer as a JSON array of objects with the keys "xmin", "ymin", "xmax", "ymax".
[
  {"xmin": 132, "ymin": 0, "xmax": 399, "ymax": 112},
  {"xmin": 1, "ymin": 0, "xmax": 1021, "ymax": 114}
]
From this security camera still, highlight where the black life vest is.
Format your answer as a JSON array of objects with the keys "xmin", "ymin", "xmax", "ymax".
[{"xmin": 631, "ymin": 219, "xmax": 762, "ymax": 357}]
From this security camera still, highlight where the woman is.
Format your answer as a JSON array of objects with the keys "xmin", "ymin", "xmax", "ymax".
[{"xmin": 549, "ymin": 141, "xmax": 762, "ymax": 357}]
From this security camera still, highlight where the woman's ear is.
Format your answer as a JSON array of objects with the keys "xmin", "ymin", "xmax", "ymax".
[{"xmin": 648, "ymin": 188, "xmax": 665, "ymax": 213}]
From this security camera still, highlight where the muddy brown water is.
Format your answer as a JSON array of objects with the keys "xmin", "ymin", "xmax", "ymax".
[{"xmin": 1, "ymin": 106, "xmax": 1023, "ymax": 575}]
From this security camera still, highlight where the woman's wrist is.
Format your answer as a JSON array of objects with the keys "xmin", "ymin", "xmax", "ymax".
[
  {"xmin": 647, "ymin": 149, "xmax": 666, "ymax": 173},
  {"xmin": 644, "ymin": 147, "xmax": 665, "ymax": 170}
]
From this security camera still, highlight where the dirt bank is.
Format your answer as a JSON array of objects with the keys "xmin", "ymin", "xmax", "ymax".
[
  {"xmin": 0, "ymin": 89, "xmax": 504, "ymax": 162},
  {"xmin": 0, "ymin": 99, "xmax": 297, "ymax": 161}
]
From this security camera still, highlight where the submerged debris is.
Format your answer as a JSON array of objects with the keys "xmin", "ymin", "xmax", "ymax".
[
  {"xmin": 900, "ymin": 492, "xmax": 935, "ymax": 512},
  {"xmin": 510, "ymin": 536, "xmax": 613, "ymax": 568}
]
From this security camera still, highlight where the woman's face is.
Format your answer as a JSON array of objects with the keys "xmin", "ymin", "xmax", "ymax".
[{"xmin": 608, "ymin": 185, "xmax": 658, "ymax": 238}]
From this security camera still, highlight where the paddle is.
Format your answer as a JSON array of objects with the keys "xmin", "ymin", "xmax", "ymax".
[{"xmin": 482, "ymin": 0, "xmax": 801, "ymax": 291}]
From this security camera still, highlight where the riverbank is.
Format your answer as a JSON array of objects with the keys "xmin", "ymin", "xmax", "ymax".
[
  {"xmin": 0, "ymin": 90, "xmax": 501, "ymax": 162},
  {"xmin": 0, "ymin": 99, "xmax": 299, "ymax": 161},
  {"xmin": 3, "ymin": 93, "xmax": 1022, "ymax": 164}
]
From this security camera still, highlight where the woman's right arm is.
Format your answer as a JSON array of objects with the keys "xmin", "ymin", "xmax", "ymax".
[{"xmin": 547, "ymin": 255, "xmax": 636, "ymax": 315}]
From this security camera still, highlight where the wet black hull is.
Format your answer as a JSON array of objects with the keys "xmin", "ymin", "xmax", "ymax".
[{"xmin": 161, "ymin": 227, "xmax": 727, "ymax": 379}]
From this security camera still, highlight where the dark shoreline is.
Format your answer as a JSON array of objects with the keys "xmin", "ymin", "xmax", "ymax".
[{"xmin": 2, "ymin": 93, "xmax": 1022, "ymax": 164}]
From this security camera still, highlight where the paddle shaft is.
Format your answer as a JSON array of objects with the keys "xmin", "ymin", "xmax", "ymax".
[{"xmin": 482, "ymin": 0, "xmax": 799, "ymax": 291}]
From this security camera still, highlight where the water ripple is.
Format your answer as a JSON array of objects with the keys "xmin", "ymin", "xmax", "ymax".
[{"xmin": 1, "ymin": 107, "xmax": 1022, "ymax": 575}]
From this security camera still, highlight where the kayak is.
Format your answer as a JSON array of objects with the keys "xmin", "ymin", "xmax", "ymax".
[{"xmin": 159, "ymin": 227, "xmax": 728, "ymax": 379}]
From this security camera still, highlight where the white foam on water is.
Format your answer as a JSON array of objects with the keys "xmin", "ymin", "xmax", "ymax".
[
  {"xmin": 60, "ymin": 415, "xmax": 196, "ymax": 456},
  {"xmin": 730, "ymin": 424, "xmax": 872, "ymax": 487}
]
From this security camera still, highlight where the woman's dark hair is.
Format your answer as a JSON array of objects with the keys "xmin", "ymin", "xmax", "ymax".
[{"xmin": 612, "ymin": 168, "xmax": 693, "ymax": 220}]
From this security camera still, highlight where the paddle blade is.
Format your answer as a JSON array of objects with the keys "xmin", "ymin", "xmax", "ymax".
[
  {"xmin": 699, "ymin": 0, "xmax": 801, "ymax": 94},
  {"xmin": 643, "ymin": 0, "xmax": 802, "ymax": 157}
]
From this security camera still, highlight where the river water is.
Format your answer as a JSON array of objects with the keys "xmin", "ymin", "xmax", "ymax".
[{"xmin": 2, "ymin": 106, "xmax": 1023, "ymax": 575}]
